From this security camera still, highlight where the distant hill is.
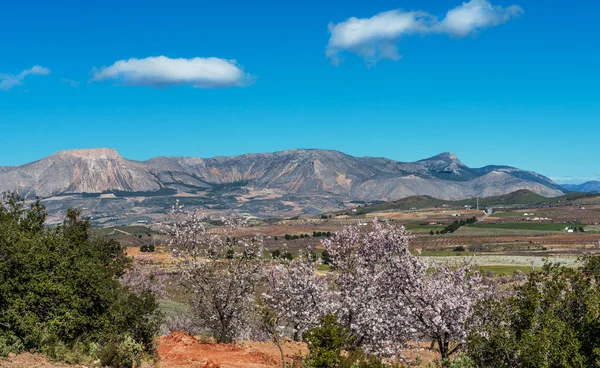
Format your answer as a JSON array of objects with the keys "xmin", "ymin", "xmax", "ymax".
[
  {"xmin": 0, "ymin": 148, "xmax": 566, "ymax": 225},
  {"xmin": 335, "ymin": 190, "xmax": 591, "ymax": 216},
  {"xmin": 561, "ymin": 181, "xmax": 600, "ymax": 193}
]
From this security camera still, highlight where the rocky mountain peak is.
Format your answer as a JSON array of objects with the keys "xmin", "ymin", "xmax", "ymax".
[
  {"xmin": 53, "ymin": 148, "xmax": 122, "ymax": 160},
  {"xmin": 420, "ymin": 152, "xmax": 463, "ymax": 165}
]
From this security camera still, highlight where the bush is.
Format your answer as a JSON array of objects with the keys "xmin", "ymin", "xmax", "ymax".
[
  {"xmin": 303, "ymin": 314, "xmax": 388, "ymax": 368},
  {"xmin": 466, "ymin": 261, "xmax": 600, "ymax": 367},
  {"xmin": 99, "ymin": 335, "xmax": 143, "ymax": 368},
  {"xmin": 0, "ymin": 195, "xmax": 162, "ymax": 364},
  {"xmin": 303, "ymin": 314, "xmax": 351, "ymax": 368},
  {"xmin": 0, "ymin": 333, "xmax": 24, "ymax": 358},
  {"xmin": 453, "ymin": 246, "xmax": 466, "ymax": 252},
  {"xmin": 140, "ymin": 244, "xmax": 156, "ymax": 253},
  {"xmin": 321, "ymin": 250, "xmax": 331, "ymax": 265}
]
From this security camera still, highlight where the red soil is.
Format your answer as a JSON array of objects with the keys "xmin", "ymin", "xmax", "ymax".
[{"xmin": 158, "ymin": 331, "xmax": 296, "ymax": 368}]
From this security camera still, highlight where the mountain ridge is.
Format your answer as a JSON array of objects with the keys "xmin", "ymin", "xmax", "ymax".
[
  {"xmin": 562, "ymin": 181, "xmax": 600, "ymax": 193},
  {"xmin": 0, "ymin": 148, "xmax": 566, "ymax": 224},
  {"xmin": 0, "ymin": 148, "xmax": 563, "ymax": 199}
]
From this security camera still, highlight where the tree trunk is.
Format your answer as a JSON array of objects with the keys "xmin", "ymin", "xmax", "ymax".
[
  {"xmin": 275, "ymin": 339, "xmax": 286, "ymax": 368},
  {"xmin": 438, "ymin": 337, "xmax": 450, "ymax": 366}
]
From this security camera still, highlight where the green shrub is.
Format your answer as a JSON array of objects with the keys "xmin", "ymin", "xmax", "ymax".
[
  {"xmin": 303, "ymin": 314, "xmax": 351, "ymax": 368},
  {"xmin": 99, "ymin": 335, "xmax": 144, "ymax": 368},
  {"xmin": 303, "ymin": 314, "xmax": 385, "ymax": 368},
  {"xmin": 0, "ymin": 333, "xmax": 24, "ymax": 358},
  {"xmin": 0, "ymin": 194, "xmax": 162, "ymax": 365},
  {"xmin": 466, "ymin": 261, "xmax": 600, "ymax": 367}
]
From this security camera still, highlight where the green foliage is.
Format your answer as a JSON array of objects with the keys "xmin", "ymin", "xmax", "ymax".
[
  {"xmin": 440, "ymin": 217, "xmax": 477, "ymax": 234},
  {"xmin": 321, "ymin": 250, "xmax": 331, "ymax": 265},
  {"xmin": 139, "ymin": 244, "xmax": 156, "ymax": 252},
  {"xmin": 285, "ymin": 234, "xmax": 311, "ymax": 240},
  {"xmin": 0, "ymin": 333, "xmax": 25, "ymax": 358},
  {"xmin": 466, "ymin": 261, "xmax": 600, "ymax": 367},
  {"xmin": 99, "ymin": 335, "xmax": 144, "ymax": 368},
  {"xmin": 424, "ymin": 356, "xmax": 477, "ymax": 368},
  {"xmin": 303, "ymin": 314, "xmax": 353, "ymax": 368},
  {"xmin": 581, "ymin": 255, "xmax": 600, "ymax": 281},
  {"xmin": 302, "ymin": 315, "xmax": 388, "ymax": 368},
  {"xmin": 0, "ymin": 194, "xmax": 162, "ymax": 364}
]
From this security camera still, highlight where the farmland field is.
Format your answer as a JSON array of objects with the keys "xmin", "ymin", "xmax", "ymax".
[
  {"xmin": 403, "ymin": 222, "xmax": 448, "ymax": 233},
  {"xmin": 453, "ymin": 227, "xmax": 561, "ymax": 236},
  {"xmin": 466, "ymin": 222, "xmax": 571, "ymax": 231},
  {"xmin": 490, "ymin": 211, "xmax": 529, "ymax": 217}
]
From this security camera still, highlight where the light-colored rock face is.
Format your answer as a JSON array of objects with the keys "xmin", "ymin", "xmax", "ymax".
[
  {"xmin": 0, "ymin": 148, "xmax": 563, "ymax": 203},
  {"xmin": 0, "ymin": 148, "xmax": 161, "ymax": 197},
  {"xmin": 55, "ymin": 148, "xmax": 122, "ymax": 160}
]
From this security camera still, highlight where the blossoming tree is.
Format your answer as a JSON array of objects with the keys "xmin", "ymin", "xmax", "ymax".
[
  {"xmin": 324, "ymin": 219, "xmax": 486, "ymax": 360},
  {"xmin": 167, "ymin": 201, "xmax": 265, "ymax": 343},
  {"xmin": 262, "ymin": 254, "xmax": 333, "ymax": 341}
]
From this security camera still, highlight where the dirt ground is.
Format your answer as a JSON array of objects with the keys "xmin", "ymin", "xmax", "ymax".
[
  {"xmin": 0, "ymin": 332, "xmax": 439, "ymax": 368},
  {"xmin": 0, "ymin": 353, "xmax": 85, "ymax": 368},
  {"xmin": 158, "ymin": 331, "xmax": 304, "ymax": 368}
]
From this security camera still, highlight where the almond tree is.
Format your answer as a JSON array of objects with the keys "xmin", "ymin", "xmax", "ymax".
[
  {"xmin": 168, "ymin": 201, "xmax": 265, "ymax": 343},
  {"xmin": 120, "ymin": 261, "xmax": 167, "ymax": 298},
  {"xmin": 323, "ymin": 220, "xmax": 414, "ymax": 356},
  {"xmin": 324, "ymin": 219, "xmax": 485, "ymax": 361},
  {"xmin": 391, "ymin": 260, "xmax": 485, "ymax": 361},
  {"xmin": 262, "ymin": 254, "xmax": 333, "ymax": 341}
]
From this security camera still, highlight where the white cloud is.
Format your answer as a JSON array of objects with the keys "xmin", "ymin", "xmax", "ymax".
[
  {"xmin": 327, "ymin": 11, "xmax": 435, "ymax": 65},
  {"xmin": 437, "ymin": 0, "xmax": 524, "ymax": 37},
  {"xmin": 0, "ymin": 66, "xmax": 51, "ymax": 91},
  {"xmin": 91, "ymin": 56, "xmax": 254, "ymax": 88},
  {"xmin": 326, "ymin": 0, "xmax": 523, "ymax": 64}
]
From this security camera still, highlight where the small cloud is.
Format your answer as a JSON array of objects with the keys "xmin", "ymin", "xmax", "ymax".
[
  {"xmin": 436, "ymin": 0, "xmax": 524, "ymax": 37},
  {"xmin": 90, "ymin": 56, "xmax": 255, "ymax": 88},
  {"xmin": 326, "ymin": 0, "xmax": 523, "ymax": 65},
  {"xmin": 61, "ymin": 79, "xmax": 80, "ymax": 87},
  {"xmin": 0, "ymin": 65, "xmax": 51, "ymax": 91}
]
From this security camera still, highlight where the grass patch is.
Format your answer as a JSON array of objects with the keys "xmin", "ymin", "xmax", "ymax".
[
  {"xmin": 417, "ymin": 249, "xmax": 478, "ymax": 257},
  {"xmin": 318, "ymin": 264, "xmax": 332, "ymax": 272},
  {"xmin": 476, "ymin": 265, "xmax": 539, "ymax": 276},
  {"xmin": 467, "ymin": 222, "xmax": 569, "ymax": 231},
  {"xmin": 403, "ymin": 223, "xmax": 447, "ymax": 233},
  {"xmin": 491, "ymin": 212, "xmax": 528, "ymax": 217}
]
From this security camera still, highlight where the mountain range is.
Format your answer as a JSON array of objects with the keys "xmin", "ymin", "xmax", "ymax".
[
  {"xmin": 561, "ymin": 181, "xmax": 600, "ymax": 193},
  {"xmin": 0, "ymin": 148, "xmax": 569, "ymax": 225}
]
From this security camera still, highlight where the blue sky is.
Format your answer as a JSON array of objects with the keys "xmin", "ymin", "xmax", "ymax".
[{"xmin": 1, "ymin": 0, "xmax": 598, "ymax": 183}]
